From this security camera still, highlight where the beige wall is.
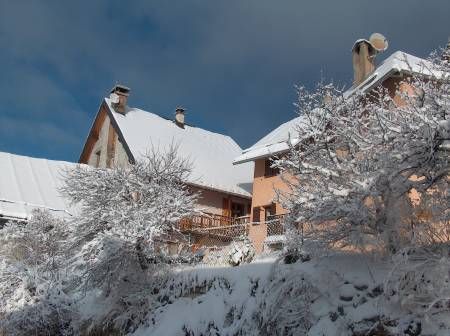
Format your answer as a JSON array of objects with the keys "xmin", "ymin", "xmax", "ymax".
[
  {"xmin": 191, "ymin": 185, "xmax": 251, "ymax": 216},
  {"xmin": 250, "ymin": 158, "xmax": 289, "ymax": 221},
  {"xmin": 248, "ymin": 222, "xmax": 268, "ymax": 253},
  {"xmin": 378, "ymin": 76, "xmax": 416, "ymax": 107},
  {"xmin": 248, "ymin": 158, "xmax": 290, "ymax": 252}
]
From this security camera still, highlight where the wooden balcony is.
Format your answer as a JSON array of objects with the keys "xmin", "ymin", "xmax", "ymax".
[
  {"xmin": 180, "ymin": 213, "xmax": 250, "ymax": 231},
  {"xmin": 180, "ymin": 213, "xmax": 251, "ymax": 241}
]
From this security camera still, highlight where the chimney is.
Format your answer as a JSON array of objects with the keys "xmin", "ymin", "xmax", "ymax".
[
  {"xmin": 351, "ymin": 34, "xmax": 388, "ymax": 87},
  {"xmin": 174, "ymin": 107, "xmax": 185, "ymax": 128},
  {"xmin": 110, "ymin": 84, "xmax": 131, "ymax": 114},
  {"xmin": 352, "ymin": 40, "xmax": 377, "ymax": 86}
]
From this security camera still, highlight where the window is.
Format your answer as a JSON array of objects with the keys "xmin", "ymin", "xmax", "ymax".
[
  {"xmin": 252, "ymin": 207, "xmax": 261, "ymax": 223},
  {"xmin": 264, "ymin": 203, "xmax": 276, "ymax": 222},
  {"xmin": 264, "ymin": 159, "xmax": 280, "ymax": 177},
  {"xmin": 231, "ymin": 202, "xmax": 245, "ymax": 218},
  {"xmin": 94, "ymin": 150, "xmax": 101, "ymax": 168}
]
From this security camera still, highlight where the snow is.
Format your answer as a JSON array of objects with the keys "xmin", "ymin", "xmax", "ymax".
[
  {"xmin": 344, "ymin": 51, "xmax": 440, "ymax": 98},
  {"xmin": 338, "ymin": 283, "xmax": 356, "ymax": 301},
  {"xmin": 233, "ymin": 116, "xmax": 305, "ymax": 164},
  {"xmin": 128, "ymin": 252, "xmax": 450, "ymax": 336},
  {"xmin": 0, "ymin": 151, "xmax": 76, "ymax": 220},
  {"xmin": 105, "ymin": 98, "xmax": 253, "ymax": 198},
  {"xmin": 264, "ymin": 234, "xmax": 286, "ymax": 243},
  {"xmin": 132, "ymin": 258, "xmax": 275, "ymax": 336}
]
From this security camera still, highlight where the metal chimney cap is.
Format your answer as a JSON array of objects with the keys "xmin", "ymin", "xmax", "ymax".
[{"xmin": 110, "ymin": 84, "xmax": 131, "ymax": 96}]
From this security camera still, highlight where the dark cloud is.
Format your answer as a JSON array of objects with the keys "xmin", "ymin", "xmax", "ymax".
[{"xmin": 0, "ymin": 1, "xmax": 448, "ymax": 161}]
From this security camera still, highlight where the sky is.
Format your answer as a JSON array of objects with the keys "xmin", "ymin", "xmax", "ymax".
[{"xmin": 0, "ymin": 1, "xmax": 449, "ymax": 162}]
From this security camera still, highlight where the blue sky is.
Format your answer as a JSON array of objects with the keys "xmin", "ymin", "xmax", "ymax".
[{"xmin": 0, "ymin": 1, "xmax": 449, "ymax": 162}]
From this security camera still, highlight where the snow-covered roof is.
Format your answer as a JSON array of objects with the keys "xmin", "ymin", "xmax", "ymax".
[
  {"xmin": 236, "ymin": 51, "xmax": 444, "ymax": 165},
  {"xmin": 344, "ymin": 51, "xmax": 437, "ymax": 98},
  {"xmin": 0, "ymin": 151, "xmax": 76, "ymax": 221},
  {"xmin": 105, "ymin": 99, "xmax": 253, "ymax": 198},
  {"xmin": 233, "ymin": 116, "xmax": 305, "ymax": 164}
]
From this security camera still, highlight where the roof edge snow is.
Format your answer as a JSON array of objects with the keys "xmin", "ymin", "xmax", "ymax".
[{"xmin": 344, "ymin": 50, "xmax": 438, "ymax": 98}]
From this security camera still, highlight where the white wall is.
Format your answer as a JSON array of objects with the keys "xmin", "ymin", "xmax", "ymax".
[{"xmin": 86, "ymin": 115, "xmax": 129, "ymax": 168}]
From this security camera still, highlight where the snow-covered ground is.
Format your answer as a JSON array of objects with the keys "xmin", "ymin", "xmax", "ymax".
[{"xmin": 126, "ymin": 252, "xmax": 449, "ymax": 336}]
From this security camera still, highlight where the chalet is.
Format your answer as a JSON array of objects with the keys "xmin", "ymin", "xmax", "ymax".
[
  {"xmin": 233, "ymin": 36, "xmax": 440, "ymax": 251},
  {"xmin": 79, "ymin": 87, "xmax": 254, "ymax": 245},
  {"xmin": 0, "ymin": 151, "xmax": 76, "ymax": 226}
]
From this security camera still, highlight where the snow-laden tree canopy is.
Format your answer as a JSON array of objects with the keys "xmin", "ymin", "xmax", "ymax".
[
  {"xmin": 0, "ymin": 146, "xmax": 200, "ymax": 335},
  {"xmin": 277, "ymin": 50, "xmax": 449, "ymax": 252},
  {"xmin": 62, "ymin": 145, "xmax": 198, "ymax": 247}
]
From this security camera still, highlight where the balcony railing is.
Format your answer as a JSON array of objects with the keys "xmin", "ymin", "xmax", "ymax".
[
  {"xmin": 180, "ymin": 213, "xmax": 250, "ymax": 232},
  {"xmin": 266, "ymin": 214, "xmax": 285, "ymax": 236}
]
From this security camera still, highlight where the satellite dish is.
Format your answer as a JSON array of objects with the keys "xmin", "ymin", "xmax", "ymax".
[{"xmin": 369, "ymin": 33, "xmax": 388, "ymax": 52}]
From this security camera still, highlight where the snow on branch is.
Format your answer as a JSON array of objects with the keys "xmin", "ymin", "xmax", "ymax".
[{"xmin": 276, "ymin": 50, "xmax": 449, "ymax": 253}]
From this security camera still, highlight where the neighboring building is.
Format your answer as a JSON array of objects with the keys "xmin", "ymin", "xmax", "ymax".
[
  {"xmin": 79, "ymin": 86, "xmax": 254, "ymax": 245},
  {"xmin": 234, "ymin": 37, "xmax": 436, "ymax": 251},
  {"xmin": 0, "ymin": 151, "xmax": 76, "ymax": 226}
]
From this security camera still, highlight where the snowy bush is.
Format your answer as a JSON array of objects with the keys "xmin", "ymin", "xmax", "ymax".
[
  {"xmin": 0, "ymin": 209, "xmax": 73, "ymax": 336},
  {"xmin": 384, "ymin": 245, "xmax": 450, "ymax": 329},
  {"xmin": 61, "ymin": 146, "xmax": 198, "ymax": 256},
  {"xmin": 61, "ymin": 145, "xmax": 199, "ymax": 333},
  {"xmin": 228, "ymin": 237, "xmax": 256, "ymax": 266},
  {"xmin": 276, "ymin": 49, "xmax": 449, "ymax": 254},
  {"xmin": 0, "ymin": 146, "xmax": 200, "ymax": 335},
  {"xmin": 254, "ymin": 271, "xmax": 316, "ymax": 335},
  {"xmin": 201, "ymin": 237, "xmax": 255, "ymax": 267}
]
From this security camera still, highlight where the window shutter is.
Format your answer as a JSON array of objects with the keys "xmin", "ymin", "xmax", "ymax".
[{"xmin": 222, "ymin": 198, "xmax": 230, "ymax": 217}]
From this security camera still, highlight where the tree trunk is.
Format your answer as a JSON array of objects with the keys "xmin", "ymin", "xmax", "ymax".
[{"xmin": 135, "ymin": 237, "xmax": 148, "ymax": 270}]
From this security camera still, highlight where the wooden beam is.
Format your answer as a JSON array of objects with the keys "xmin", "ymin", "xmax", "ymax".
[
  {"xmin": 106, "ymin": 122, "xmax": 116, "ymax": 168},
  {"xmin": 79, "ymin": 103, "xmax": 108, "ymax": 164}
]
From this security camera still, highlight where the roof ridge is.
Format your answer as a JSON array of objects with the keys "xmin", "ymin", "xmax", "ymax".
[{"xmin": 106, "ymin": 97, "xmax": 244, "ymax": 148}]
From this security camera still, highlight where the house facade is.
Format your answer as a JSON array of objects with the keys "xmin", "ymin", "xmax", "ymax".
[
  {"xmin": 79, "ymin": 86, "xmax": 254, "ymax": 246},
  {"xmin": 234, "ymin": 37, "xmax": 437, "ymax": 252}
]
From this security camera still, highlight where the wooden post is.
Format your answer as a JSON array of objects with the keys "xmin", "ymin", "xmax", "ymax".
[{"xmin": 106, "ymin": 122, "xmax": 116, "ymax": 168}]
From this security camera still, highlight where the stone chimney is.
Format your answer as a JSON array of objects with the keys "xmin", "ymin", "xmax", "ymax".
[
  {"xmin": 174, "ymin": 107, "xmax": 185, "ymax": 128},
  {"xmin": 352, "ymin": 40, "xmax": 377, "ymax": 86},
  {"xmin": 110, "ymin": 84, "xmax": 130, "ymax": 114}
]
